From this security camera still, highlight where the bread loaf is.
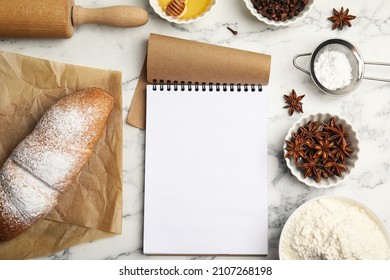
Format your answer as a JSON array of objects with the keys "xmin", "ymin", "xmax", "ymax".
[{"xmin": 0, "ymin": 87, "xmax": 114, "ymax": 241}]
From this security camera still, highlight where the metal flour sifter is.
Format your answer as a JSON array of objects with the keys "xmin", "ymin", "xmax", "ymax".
[{"xmin": 293, "ymin": 38, "xmax": 390, "ymax": 96}]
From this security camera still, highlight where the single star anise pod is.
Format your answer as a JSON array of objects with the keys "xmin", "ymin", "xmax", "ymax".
[
  {"xmin": 284, "ymin": 136, "xmax": 306, "ymax": 163},
  {"xmin": 283, "ymin": 89, "xmax": 304, "ymax": 116},
  {"xmin": 335, "ymin": 142, "xmax": 354, "ymax": 160},
  {"xmin": 300, "ymin": 153, "xmax": 321, "ymax": 179},
  {"xmin": 313, "ymin": 137, "xmax": 335, "ymax": 162},
  {"xmin": 322, "ymin": 117, "xmax": 336, "ymax": 131},
  {"xmin": 327, "ymin": 124, "xmax": 349, "ymax": 146},
  {"xmin": 317, "ymin": 168, "xmax": 330, "ymax": 182},
  {"xmin": 343, "ymin": 143, "xmax": 354, "ymax": 157},
  {"xmin": 325, "ymin": 160, "xmax": 348, "ymax": 177},
  {"xmin": 299, "ymin": 121, "xmax": 322, "ymax": 143},
  {"xmin": 330, "ymin": 145, "xmax": 347, "ymax": 163},
  {"xmin": 328, "ymin": 7, "xmax": 356, "ymax": 30}
]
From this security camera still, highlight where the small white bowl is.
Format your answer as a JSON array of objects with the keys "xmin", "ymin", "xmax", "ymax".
[
  {"xmin": 284, "ymin": 113, "xmax": 359, "ymax": 188},
  {"xmin": 149, "ymin": 0, "xmax": 217, "ymax": 24},
  {"xmin": 243, "ymin": 0, "xmax": 315, "ymax": 27},
  {"xmin": 279, "ymin": 196, "xmax": 390, "ymax": 260}
]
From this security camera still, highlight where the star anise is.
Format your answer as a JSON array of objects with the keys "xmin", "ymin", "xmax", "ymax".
[
  {"xmin": 285, "ymin": 117, "xmax": 354, "ymax": 183},
  {"xmin": 283, "ymin": 89, "xmax": 304, "ymax": 116},
  {"xmin": 328, "ymin": 7, "xmax": 356, "ymax": 30},
  {"xmin": 299, "ymin": 121, "xmax": 322, "ymax": 143},
  {"xmin": 343, "ymin": 143, "xmax": 354, "ymax": 157},
  {"xmin": 330, "ymin": 145, "xmax": 346, "ymax": 163},
  {"xmin": 327, "ymin": 124, "xmax": 349, "ymax": 146},
  {"xmin": 317, "ymin": 168, "xmax": 330, "ymax": 182},
  {"xmin": 284, "ymin": 136, "xmax": 306, "ymax": 163},
  {"xmin": 325, "ymin": 160, "xmax": 348, "ymax": 177},
  {"xmin": 300, "ymin": 152, "xmax": 321, "ymax": 179},
  {"xmin": 331, "ymin": 142, "xmax": 353, "ymax": 162},
  {"xmin": 322, "ymin": 117, "xmax": 336, "ymax": 131},
  {"xmin": 313, "ymin": 137, "xmax": 335, "ymax": 162}
]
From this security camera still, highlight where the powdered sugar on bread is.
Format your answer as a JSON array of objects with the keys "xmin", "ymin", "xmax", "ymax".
[
  {"xmin": 33, "ymin": 88, "xmax": 114, "ymax": 150},
  {"xmin": 12, "ymin": 137, "xmax": 91, "ymax": 191},
  {"xmin": 0, "ymin": 88, "xmax": 114, "ymax": 241},
  {"xmin": 0, "ymin": 179, "xmax": 31, "ymax": 240},
  {"xmin": 1, "ymin": 159, "xmax": 57, "ymax": 221}
]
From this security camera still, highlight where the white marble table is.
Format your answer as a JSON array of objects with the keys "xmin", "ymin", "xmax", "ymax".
[{"xmin": 1, "ymin": 0, "xmax": 389, "ymax": 260}]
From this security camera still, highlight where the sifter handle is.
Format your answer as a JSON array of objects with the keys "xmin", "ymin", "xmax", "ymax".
[
  {"xmin": 72, "ymin": 5, "xmax": 148, "ymax": 28},
  {"xmin": 293, "ymin": 53, "xmax": 312, "ymax": 75},
  {"xmin": 363, "ymin": 61, "xmax": 390, "ymax": 83}
]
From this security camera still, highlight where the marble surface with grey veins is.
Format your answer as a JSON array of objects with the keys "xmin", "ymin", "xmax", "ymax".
[{"xmin": 1, "ymin": 0, "xmax": 390, "ymax": 260}]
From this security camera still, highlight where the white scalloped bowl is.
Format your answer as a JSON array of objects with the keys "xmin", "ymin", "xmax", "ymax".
[
  {"xmin": 279, "ymin": 196, "xmax": 390, "ymax": 260},
  {"xmin": 284, "ymin": 113, "xmax": 359, "ymax": 188},
  {"xmin": 243, "ymin": 0, "xmax": 315, "ymax": 27},
  {"xmin": 149, "ymin": 0, "xmax": 217, "ymax": 24}
]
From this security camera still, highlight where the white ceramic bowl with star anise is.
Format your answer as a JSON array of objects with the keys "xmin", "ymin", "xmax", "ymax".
[{"xmin": 283, "ymin": 113, "xmax": 360, "ymax": 188}]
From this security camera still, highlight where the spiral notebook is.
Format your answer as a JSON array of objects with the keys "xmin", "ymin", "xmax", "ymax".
[{"xmin": 144, "ymin": 82, "xmax": 268, "ymax": 255}]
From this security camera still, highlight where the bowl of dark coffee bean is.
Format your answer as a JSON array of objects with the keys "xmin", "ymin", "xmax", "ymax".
[{"xmin": 244, "ymin": 0, "xmax": 315, "ymax": 27}]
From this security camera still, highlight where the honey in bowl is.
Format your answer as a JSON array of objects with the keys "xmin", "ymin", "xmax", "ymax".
[{"xmin": 159, "ymin": 0, "xmax": 212, "ymax": 20}]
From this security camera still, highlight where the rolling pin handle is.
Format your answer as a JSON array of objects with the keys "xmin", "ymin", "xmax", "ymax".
[{"xmin": 72, "ymin": 5, "xmax": 148, "ymax": 28}]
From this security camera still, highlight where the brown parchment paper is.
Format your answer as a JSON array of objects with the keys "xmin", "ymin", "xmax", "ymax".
[
  {"xmin": 0, "ymin": 51, "xmax": 123, "ymax": 260},
  {"xmin": 127, "ymin": 33, "xmax": 272, "ymax": 128}
]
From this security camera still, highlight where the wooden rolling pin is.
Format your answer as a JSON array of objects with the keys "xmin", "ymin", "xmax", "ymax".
[{"xmin": 0, "ymin": 0, "xmax": 148, "ymax": 38}]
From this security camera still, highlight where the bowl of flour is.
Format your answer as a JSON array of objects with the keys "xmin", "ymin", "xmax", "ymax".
[{"xmin": 279, "ymin": 196, "xmax": 390, "ymax": 260}]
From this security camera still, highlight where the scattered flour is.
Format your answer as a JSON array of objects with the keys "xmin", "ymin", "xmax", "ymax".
[
  {"xmin": 314, "ymin": 50, "xmax": 353, "ymax": 91},
  {"xmin": 281, "ymin": 197, "xmax": 390, "ymax": 260}
]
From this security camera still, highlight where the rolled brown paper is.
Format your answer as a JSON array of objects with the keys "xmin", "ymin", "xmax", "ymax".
[{"xmin": 127, "ymin": 33, "xmax": 271, "ymax": 129}]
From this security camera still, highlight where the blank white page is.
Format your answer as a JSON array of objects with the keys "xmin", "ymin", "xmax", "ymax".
[{"xmin": 144, "ymin": 84, "xmax": 268, "ymax": 255}]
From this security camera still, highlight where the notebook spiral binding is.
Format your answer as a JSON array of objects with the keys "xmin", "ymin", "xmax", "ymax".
[{"xmin": 152, "ymin": 81, "xmax": 263, "ymax": 92}]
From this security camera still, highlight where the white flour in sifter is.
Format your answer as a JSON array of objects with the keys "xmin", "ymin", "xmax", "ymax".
[
  {"xmin": 314, "ymin": 50, "xmax": 353, "ymax": 91},
  {"xmin": 280, "ymin": 197, "xmax": 390, "ymax": 260}
]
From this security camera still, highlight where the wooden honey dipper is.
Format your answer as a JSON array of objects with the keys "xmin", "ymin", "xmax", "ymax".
[{"xmin": 165, "ymin": 0, "xmax": 187, "ymax": 18}]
